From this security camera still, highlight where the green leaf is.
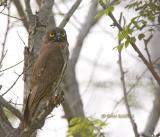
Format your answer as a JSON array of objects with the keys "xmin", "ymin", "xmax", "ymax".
[
  {"xmin": 70, "ymin": 117, "xmax": 81, "ymax": 125},
  {"xmin": 138, "ymin": 33, "xmax": 145, "ymax": 40},
  {"xmin": 129, "ymin": 37, "xmax": 136, "ymax": 44},
  {"xmin": 95, "ymin": 6, "xmax": 114, "ymax": 19},
  {"xmin": 106, "ymin": 6, "xmax": 114, "ymax": 15},
  {"xmin": 95, "ymin": 9, "xmax": 107, "ymax": 19},
  {"xmin": 125, "ymin": 40, "xmax": 129, "ymax": 48},
  {"xmin": 105, "ymin": 0, "xmax": 110, "ymax": 5},
  {"xmin": 117, "ymin": 43, "xmax": 124, "ymax": 52},
  {"xmin": 67, "ymin": 117, "xmax": 107, "ymax": 137},
  {"xmin": 118, "ymin": 31, "xmax": 124, "ymax": 41},
  {"xmin": 126, "ymin": 27, "xmax": 134, "ymax": 35},
  {"xmin": 118, "ymin": 28, "xmax": 129, "ymax": 41},
  {"xmin": 98, "ymin": 0, "xmax": 105, "ymax": 7},
  {"xmin": 133, "ymin": 21, "xmax": 141, "ymax": 30},
  {"xmin": 125, "ymin": 1, "xmax": 141, "ymax": 9}
]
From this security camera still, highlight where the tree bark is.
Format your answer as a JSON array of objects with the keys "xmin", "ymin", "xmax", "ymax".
[
  {"xmin": 143, "ymin": 30, "xmax": 160, "ymax": 136},
  {"xmin": 144, "ymin": 89, "xmax": 160, "ymax": 136}
]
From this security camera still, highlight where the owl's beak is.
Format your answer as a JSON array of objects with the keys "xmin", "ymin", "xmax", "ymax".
[
  {"xmin": 57, "ymin": 36, "xmax": 61, "ymax": 41},
  {"xmin": 56, "ymin": 33, "xmax": 61, "ymax": 41}
]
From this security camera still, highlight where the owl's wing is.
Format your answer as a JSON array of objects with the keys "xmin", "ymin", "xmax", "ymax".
[{"xmin": 27, "ymin": 46, "xmax": 65, "ymax": 116}]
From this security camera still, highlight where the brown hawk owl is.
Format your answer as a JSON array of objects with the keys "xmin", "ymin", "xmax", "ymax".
[{"xmin": 23, "ymin": 27, "xmax": 69, "ymax": 127}]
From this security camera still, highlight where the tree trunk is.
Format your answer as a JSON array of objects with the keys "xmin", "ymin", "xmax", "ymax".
[
  {"xmin": 62, "ymin": 0, "xmax": 98, "ymax": 122},
  {"xmin": 143, "ymin": 30, "xmax": 160, "ymax": 136}
]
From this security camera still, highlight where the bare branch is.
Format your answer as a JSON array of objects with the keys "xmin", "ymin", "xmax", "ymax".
[
  {"xmin": 0, "ymin": 60, "xmax": 23, "ymax": 72},
  {"xmin": 59, "ymin": 0, "xmax": 82, "ymax": 28},
  {"xmin": 118, "ymin": 51, "xmax": 139, "ymax": 137},
  {"xmin": 24, "ymin": 0, "xmax": 33, "ymax": 22},
  {"xmin": 0, "ymin": 96, "xmax": 23, "ymax": 120},
  {"xmin": 83, "ymin": 48, "xmax": 103, "ymax": 93},
  {"xmin": 144, "ymin": 35, "xmax": 153, "ymax": 65},
  {"xmin": 0, "ymin": 3, "xmax": 10, "ymax": 69},
  {"xmin": 112, "ymin": 56, "xmax": 160, "ymax": 112},
  {"xmin": 17, "ymin": 31, "xmax": 27, "ymax": 47},
  {"xmin": 61, "ymin": 1, "xmax": 82, "ymax": 26},
  {"xmin": 117, "ymin": 14, "xmax": 140, "ymax": 136},
  {"xmin": 0, "ymin": 50, "xmax": 7, "ymax": 69},
  {"xmin": 1, "ymin": 71, "xmax": 23, "ymax": 96},
  {"xmin": 12, "ymin": 0, "xmax": 29, "ymax": 30},
  {"xmin": 112, "ymin": 69, "xmax": 146, "ymax": 112},
  {"xmin": 0, "ymin": 5, "xmax": 6, "ymax": 13},
  {"xmin": 54, "ymin": 3, "xmax": 81, "ymax": 30},
  {"xmin": 0, "ymin": 12, "xmax": 21, "ymax": 20},
  {"xmin": 71, "ymin": 0, "xmax": 98, "ymax": 66}
]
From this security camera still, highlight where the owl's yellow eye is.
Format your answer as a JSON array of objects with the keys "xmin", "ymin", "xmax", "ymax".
[
  {"xmin": 49, "ymin": 33, "xmax": 55, "ymax": 37},
  {"xmin": 61, "ymin": 32, "xmax": 65, "ymax": 37}
]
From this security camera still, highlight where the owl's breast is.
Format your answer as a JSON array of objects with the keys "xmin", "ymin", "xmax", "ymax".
[{"xmin": 31, "ymin": 44, "xmax": 68, "ymax": 88}]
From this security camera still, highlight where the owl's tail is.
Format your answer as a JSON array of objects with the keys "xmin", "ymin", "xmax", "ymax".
[{"xmin": 22, "ymin": 91, "xmax": 39, "ymax": 130}]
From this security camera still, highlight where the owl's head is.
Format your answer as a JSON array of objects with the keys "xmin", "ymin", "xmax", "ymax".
[{"xmin": 44, "ymin": 27, "xmax": 67, "ymax": 43}]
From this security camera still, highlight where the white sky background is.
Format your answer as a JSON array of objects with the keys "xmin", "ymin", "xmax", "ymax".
[{"xmin": 0, "ymin": 0, "xmax": 158, "ymax": 137}]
